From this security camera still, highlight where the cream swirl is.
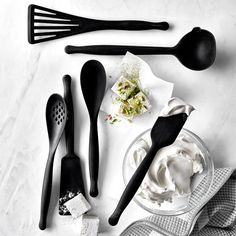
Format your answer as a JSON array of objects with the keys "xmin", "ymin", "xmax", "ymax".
[
  {"xmin": 159, "ymin": 97, "xmax": 195, "ymax": 117},
  {"xmin": 129, "ymin": 133, "xmax": 203, "ymax": 205}
]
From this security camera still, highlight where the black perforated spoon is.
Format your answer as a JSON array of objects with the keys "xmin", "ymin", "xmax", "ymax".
[
  {"xmin": 39, "ymin": 94, "xmax": 67, "ymax": 230},
  {"xmin": 66, "ymin": 27, "xmax": 216, "ymax": 71},
  {"xmin": 80, "ymin": 60, "xmax": 106, "ymax": 197},
  {"xmin": 108, "ymin": 113, "xmax": 188, "ymax": 226}
]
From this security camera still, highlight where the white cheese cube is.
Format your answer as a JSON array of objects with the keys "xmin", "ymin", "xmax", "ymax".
[
  {"xmin": 111, "ymin": 76, "xmax": 136, "ymax": 100},
  {"xmin": 128, "ymin": 91, "xmax": 151, "ymax": 115},
  {"xmin": 77, "ymin": 215, "xmax": 99, "ymax": 236},
  {"xmin": 118, "ymin": 102, "xmax": 135, "ymax": 120},
  {"xmin": 64, "ymin": 193, "xmax": 91, "ymax": 219}
]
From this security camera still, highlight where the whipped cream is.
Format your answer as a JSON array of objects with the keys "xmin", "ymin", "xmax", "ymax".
[
  {"xmin": 159, "ymin": 97, "xmax": 195, "ymax": 117},
  {"xmin": 129, "ymin": 132, "xmax": 203, "ymax": 205}
]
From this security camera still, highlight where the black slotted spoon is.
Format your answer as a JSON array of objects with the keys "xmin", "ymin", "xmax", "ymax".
[
  {"xmin": 28, "ymin": 4, "xmax": 169, "ymax": 44},
  {"xmin": 39, "ymin": 94, "xmax": 67, "ymax": 230}
]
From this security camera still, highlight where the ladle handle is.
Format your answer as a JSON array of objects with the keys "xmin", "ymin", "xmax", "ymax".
[
  {"xmin": 65, "ymin": 45, "xmax": 174, "ymax": 55},
  {"xmin": 108, "ymin": 145, "xmax": 159, "ymax": 226},
  {"xmin": 63, "ymin": 75, "xmax": 74, "ymax": 155},
  {"xmin": 89, "ymin": 119, "xmax": 99, "ymax": 197},
  {"xmin": 39, "ymin": 151, "xmax": 55, "ymax": 230}
]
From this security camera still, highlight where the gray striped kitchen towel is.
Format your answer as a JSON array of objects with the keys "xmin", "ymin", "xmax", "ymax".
[{"xmin": 120, "ymin": 168, "xmax": 236, "ymax": 236}]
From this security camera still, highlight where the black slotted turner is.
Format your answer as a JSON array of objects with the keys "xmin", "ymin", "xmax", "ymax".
[
  {"xmin": 28, "ymin": 4, "xmax": 169, "ymax": 44},
  {"xmin": 59, "ymin": 75, "xmax": 86, "ymax": 215}
]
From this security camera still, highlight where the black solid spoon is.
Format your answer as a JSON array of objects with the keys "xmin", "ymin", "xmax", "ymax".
[
  {"xmin": 80, "ymin": 60, "xmax": 106, "ymax": 197},
  {"xmin": 65, "ymin": 27, "xmax": 216, "ymax": 71},
  {"xmin": 108, "ymin": 113, "xmax": 188, "ymax": 226}
]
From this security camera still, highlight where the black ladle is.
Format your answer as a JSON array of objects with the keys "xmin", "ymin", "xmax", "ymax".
[
  {"xmin": 65, "ymin": 27, "xmax": 216, "ymax": 71},
  {"xmin": 80, "ymin": 60, "xmax": 106, "ymax": 197}
]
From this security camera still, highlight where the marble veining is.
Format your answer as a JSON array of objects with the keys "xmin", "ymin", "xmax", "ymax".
[{"xmin": 1, "ymin": 0, "xmax": 236, "ymax": 235}]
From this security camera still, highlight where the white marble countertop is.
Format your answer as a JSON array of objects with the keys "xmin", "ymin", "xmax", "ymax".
[{"xmin": 1, "ymin": 0, "xmax": 236, "ymax": 235}]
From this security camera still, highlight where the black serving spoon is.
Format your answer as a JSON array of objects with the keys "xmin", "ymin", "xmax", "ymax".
[
  {"xmin": 108, "ymin": 113, "xmax": 188, "ymax": 226},
  {"xmin": 65, "ymin": 27, "xmax": 216, "ymax": 71},
  {"xmin": 80, "ymin": 60, "xmax": 106, "ymax": 197}
]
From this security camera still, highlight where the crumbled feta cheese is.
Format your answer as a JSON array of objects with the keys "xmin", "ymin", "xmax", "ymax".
[
  {"xmin": 118, "ymin": 102, "xmax": 135, "ymax": 120},
  {"xmin": 128, "ymin": 91, "xmax": 151, "ymax": 115},
  {"xmin": 59, "ymin": 191, "xmax": 78, "ymax": 215},
  {"xmin": 111, "ymin": 76, "xmax": 136, "ymax": 100},
  {"xmin": 64, "ymin": 193, "xmax": 91, "ymax": 219}
]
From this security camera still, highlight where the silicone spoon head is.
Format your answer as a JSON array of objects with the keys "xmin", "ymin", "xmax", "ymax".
[
  {"xmin": 80, "ymin": 60, "xmax": 106, "ymax": 119},
  {"xmin": 46, "ymin": 94, "xmax": 67, "ymax": 147},
  {"xmin": 176, "ymin": 27, "xmax": 216, "ymax": 71}
]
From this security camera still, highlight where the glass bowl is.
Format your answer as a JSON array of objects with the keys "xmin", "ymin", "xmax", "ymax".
[{"xmin": 122, "ymin": 128, "xmax": 214, "ymax": 216}]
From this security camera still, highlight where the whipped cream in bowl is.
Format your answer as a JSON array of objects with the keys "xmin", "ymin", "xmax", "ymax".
[{"xmin": 123, "ymin": 128, "xmax": 214, "ymax": 215}]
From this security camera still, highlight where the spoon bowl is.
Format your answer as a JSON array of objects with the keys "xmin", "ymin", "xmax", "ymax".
[{"xmin": 81, "ymin": 61, "xmax": 106, "ymax": 117}]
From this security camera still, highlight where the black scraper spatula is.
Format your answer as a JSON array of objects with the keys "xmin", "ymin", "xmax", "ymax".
[
  {"xmin": 59, "ymin": 75, "xmax": 85, "ymax": 215},
  {"xmin": 108, "ymin": 113, "xmax": 188, "ymax": 226},
  {"xmin": 28, "ymin": 4, "xmax": 169, "ymax": 44}
]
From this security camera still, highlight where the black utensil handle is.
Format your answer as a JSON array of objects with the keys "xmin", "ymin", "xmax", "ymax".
[
  {"xmin": 39, "ymin": 152, "xmax": 55, "ymax": 230},
  {"xmin": 65, "ymin": 45, "xmax": 173, "ymax": 55},
  {"xmin": 89, "ymin": 119, "xmax": 99, "ymax": 197},
  {"xmin": 63, "ymin": 75, "xmax": 74, "ymax": 154},
  {"xmin": 87, "ymin": 20, "xmax": 169, "ymax": 31},
  {"xmin": 108, "ymin": 145, "xmax": 159, "ymax": 226}
]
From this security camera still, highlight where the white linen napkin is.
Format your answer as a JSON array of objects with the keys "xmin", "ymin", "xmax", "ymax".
[{"xmin": 120, "ymin": 168, "xmax": 236, "ymax": 236}]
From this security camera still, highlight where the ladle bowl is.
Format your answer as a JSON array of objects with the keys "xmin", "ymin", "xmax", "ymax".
[{"xmin": 174, "ymin": 27, "xmax": 216, "ymax": 70}]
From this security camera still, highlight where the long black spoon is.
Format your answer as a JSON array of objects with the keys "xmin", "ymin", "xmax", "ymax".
[
  {"xmin": 108, "ymin": 113, "xmax": 188, "ymax": 226},
  {"xmin": 80, "ymin": 60, "xmax": 106, "ymax": 197},
  {"xmin": 65, "ymin": 27, "xmax": 216, "ymax": 71}
]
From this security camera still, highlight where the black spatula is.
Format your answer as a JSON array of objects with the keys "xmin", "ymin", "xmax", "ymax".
[
  {"xmin": 108, "ymin": 113, "xmax": 188, "ymax": 226},
  {"xmin": 28, "ymin": 4, "xmax": 169, "ymax": 44},
  {"xmin": 59, "ymin": 75, "xmax": 85, "ymax": 215}
]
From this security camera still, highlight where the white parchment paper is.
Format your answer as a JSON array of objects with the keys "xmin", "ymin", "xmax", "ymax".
[{"xmin": 101, "ymin": 52, "xmax": 174, "ymax": 127}]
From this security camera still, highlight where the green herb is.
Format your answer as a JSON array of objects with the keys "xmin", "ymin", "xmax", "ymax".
[{"xmin": 105, "ymin": 114, "xmax": 121, "ymax": 124}]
